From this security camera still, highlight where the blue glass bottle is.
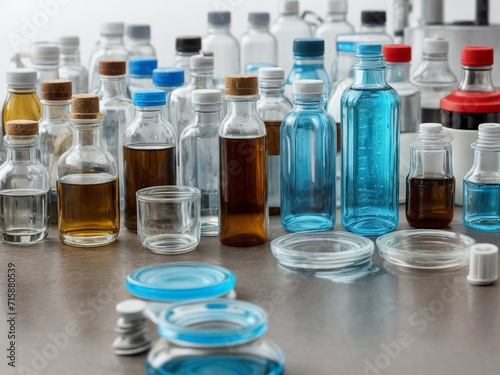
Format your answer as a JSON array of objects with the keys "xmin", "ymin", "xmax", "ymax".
[
  {"xmin": 281, "ymin": 79, "xmax": 336, "ymax": 232},
  {"xmin": 341, "ymin": 43, "xmax": 400, "ymax": 235}
]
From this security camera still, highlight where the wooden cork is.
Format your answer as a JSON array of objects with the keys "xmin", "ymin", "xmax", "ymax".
[
  {"xmin": 70, "ymin": 94, "xmax": 101, "ymax": 119},
  {"xmin": 225, "ymin": 75, "xmax": 258, "ymax": 96},
  {"xmin": 5, "ymin": 120, "xmax": 38, "ymax": 136},
  {"xmin": 99, "ymin": 60, "xmax": 126, "ymax": 76},
  {"xmin": 41, "ymin": 79, "xmax": 72, "ymax": 100}
]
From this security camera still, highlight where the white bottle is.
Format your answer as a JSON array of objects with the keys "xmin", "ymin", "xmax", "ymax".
[{"xmin": 241, "ymin": 12, "xmax": 277, "ymax": 74}]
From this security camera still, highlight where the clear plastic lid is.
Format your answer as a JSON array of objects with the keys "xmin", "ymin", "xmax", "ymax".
[
  {"xmin": 126, "ymin": 263, "xmax": 236, "ymax": 302},
  {"xmin": 377, "ymin": 230, "xmax": 475, "ymax": 270}
]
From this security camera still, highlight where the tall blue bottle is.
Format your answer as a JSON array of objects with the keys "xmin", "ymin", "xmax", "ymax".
[
  {"xmin": 281, "ymin": 79, "xmax": 336, "ymax": 232},
  {"xmin": 341, "ymin": 43, "xmax": 400, "ymax": 235}
]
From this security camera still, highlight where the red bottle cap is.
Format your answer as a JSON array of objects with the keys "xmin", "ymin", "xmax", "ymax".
[
  {"xmin": 440, "ymin": 91, "xmax": 500, "ymax": 113},
  {"xmin": 382, "ymin": 44, "xmax": 411, "ymax": 63},
  {"xmin": 461, "ymin": 46, "xmax": 494, "ymax": 66}
]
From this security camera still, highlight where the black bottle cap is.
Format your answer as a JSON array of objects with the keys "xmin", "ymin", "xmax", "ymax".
[
  {"xmin": 361, "ymin": 11, "xmax": 386, "ymax": 25},
  {"xmin": 176, "ymin": 36, "xmax": 202, "ymax": 53}
]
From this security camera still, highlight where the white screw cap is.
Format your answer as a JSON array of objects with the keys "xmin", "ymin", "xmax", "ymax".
[
  {"xmin": 192, "ymin": 89, "xmax": 222, "ymax": 105},
  {"xmin": 423, "ymin": 37, "xmax": 449, "ymax": 55},
  {"xmin": 6, "ymin": 68, "xmax": 37, "ymax": 88},
  {"xmin": 101, "ymin": 22, "xmax": 125, "ymax": 36},
  {"xmin": 30, "ymin": 43, "xmax": 59, "ymax": 64},
  {"xmin": 327, "ymin": 1, "xmax": 347, "ymax": 14},
  {"xmin": 190, "ymin": 54, "xmax": 214, "ymax": 69},
  {"xmin": 259, "ymin": 67, "xmax": 285, "ymax": 81},
  {"xmin": 116, "ymin": 299, "xmax": 147, "ymax": 320},
  {"xmin": 467, "ymin": 243, "xmax": 498, "ymax": 285},
  {"xmin": 292, "ymin": 79, "xmax": 323, "ymax": 95},
  {"xmin": 58, "ymin": 36, "xmax": 79, "ymax": 53},
  {"xmin": 280, "ymin": 0, "xmax": 299, "ymax": 15}
]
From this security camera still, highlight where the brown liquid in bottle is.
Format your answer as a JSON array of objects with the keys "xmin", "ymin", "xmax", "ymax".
[
  {"xmin": 123, "ymin": 144, "xmax": 176, "ymax": 231},
  {"xmin": 219, "ymin": 136, "xmax": 267, "ymax": 246},
  {"xmin": 406, "ymin": 177, "xmax": 454, "ymax": 228},
  {"xmin": 265, "ymin": 121, "xmax": 281, "ymax": 216}
]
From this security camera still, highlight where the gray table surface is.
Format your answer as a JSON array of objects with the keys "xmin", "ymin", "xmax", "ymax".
[{"xmin": 0, "ymin": 206, "xmax": 499, "ymax": 375}]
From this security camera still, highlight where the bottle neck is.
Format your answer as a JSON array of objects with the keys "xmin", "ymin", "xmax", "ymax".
[
  {"xmin": 470, "ymin": 147, "xmax": 500, "ymax": 174},
  {"xmin": 99, "ymin": 75, "xmax": 129, "ymax": 97},
  {"xmin": 293, "ymin": 56, "xmax": 324, "ymax": 65},
  {"xmin": 100, "ymin": 35, "xmax": 124, "ymax": 46},
  {"xmin": 352, "ymin": 55, "xmax": 388, "ymax": 88},
  {"xmin": 193, "ymin": 105, "xmax": 221, "ymax": 125},
  {"xmin": 135, "ymin": 106, "xmax": 164, "ymax": 122},
  {"xmin": 60, "ymin": 51, "xmax": 81, "ymax": 65},
  {"xmin": 325, "ymin": 13, "xmax": 347, "ymax": 22},
  {"xmin": 248, "ymin": 24, "xmax": 270, "ymax": 33},
  {"xmin": 458, "ymin": 66, "xmax": 495, "ymax": 92},
  {"xmin": 360, "ymin": 24, "xmax": 386, "ymax": 33},
  {"xmin": 259, "ymin": 84, "xmax": 285, "ymax": 98},
  {"xmin": 71, "ymin": 119, "xmax": 103, "ymax": 148},
  {"xmin": 190, "ymin": 69, "xmax": 214, "ymax": 85},
  {"xmin": 7, "ymin": 87, "xmax": 36, "ymax": 94},
  {"xmin": 4, "ymin": 136, "xmax": 38, "ymax": 162},
  {"xmin": 293, "ymin": 94, "xmax": 324, "ymax": 109},
  {"xmin": 41, "ymin": 100, "xmax": 71, "ymax": 122},
  {"xmin": 386, "ymin": 62, "xmax": 411, "ymax": 82},
  {"xmin": 207, "ymin": 25, "xmax": 231, "ymax": 34},
  {"xmin": 128, "ymin": 38, "xmax": 151, "ymax": 46}
]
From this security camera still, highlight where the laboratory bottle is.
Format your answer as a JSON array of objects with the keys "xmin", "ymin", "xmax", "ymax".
[
  {"xmin": 0, "ymin": 120, "xmax": 50, "ymax": 244},
  {"xmin": 256, "ymin": 67, "xmax": 292, "ymax": 215},
  {"xmin": 219, "ymin": 75, "xmax": 268, "ymax": 246},
  {"xmin": 58, "ymin": 36, "xmax": 89, "ymax": 94},
  {"xmin": 152, "ymin": 67, "xmax": 185, "ymax": 123},
  {"xmin": 314, "ymin": 0, "xmax": 354, "ymax": 80},
  {"xmin": 270, "ymin": 0, "xmax": 312, "ymax": 77},
  {"xmin": 123, "ymin": 90, "xmax": 177, "ymax": 231},
  {"xmin": 281, "ymin": 79, "xmax": 336, "ymax": 232},
  {"xmin": 441, "ymin": 46, "xmax": 500, "ymax": 206},
  {"xmin": 57, "ymin": 94, "xmax": 120, "ymax": 247},
  {"xmin": 38, "ymin": 79, "xmax": 73, "ymax": 224},
  {"xmin": 126, "ymin": 24, "xmax": 156, "ymax": 58},
  {"xmin": 30, "ymin": 43, "xmax": 60, "ymax": 96},
  {"xmin": 463, "ymin": 123, "xmax": 500, "ymax": 232},
  {"xmin": 180, "ymin": 89, "xmax": 222, "ymax": 236},
  {"xmin": 202, "ymin": 11, "xmax": 240, "ymax": 90},
  {"xmin": 383, "ymin": 44, "xmax": 421, "ymax": 203},
  {"xmin": 406, "ymin": 123, "xmax": 454, "ymax": 228},
  {"xmin": 341, "ymin": 43, "xmax": 400, "ymax": 236},
  {"xmin": 241, "ymin": 12, "xmax": 277, "ymax": 74},
  {"xmin": 411, "ymin": 37, "xmax": 457, "ymax": 123},
  {"xmin": 129, "ymin": 58, "xmax": 157, "ymax": 94},
  {"xmin": 174, "ymin": 36, "xmax": 202, "ymax": 83}
]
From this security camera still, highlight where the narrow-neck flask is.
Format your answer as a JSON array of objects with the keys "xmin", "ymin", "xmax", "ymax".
[
  {"xmin": 129, "ymin": 58, "xmax": 157, "ymax": 94},
  {"xmin": 241, "ymin": 12, "xmax": 277, "ymax": 74},
  {"xmin": 0, "ymin": 120, "xmax": 50, "ymax": 244},
  {"xmin": 341, "ymin": 43, "xmax": 400, "ymax": 235},
  {"xmin": 30, "ymin": 43, "xmax": 60, "ymax": 96},
  {"xmin": 281, "ymin": 80, "xmax": 336, "ymax": 232},
  {"xmin": 257, "ymin": 67, "xmax": 292, "ymax": 215},
  {"xmin": 123, "ymin": 90, "xmax": 177, "ymax": 231},
  {"xmin": 174, "ymin": 36, "xmax": 202, "ymax": 83},
  {"xmin": 126, "ymin": 24, "xmax": 156, "ymax": 58},
  {"xmin": 406, "ymin": 123, "xmax": 454, "ymax": 228},
  {"xmin": 58, "ymin": 36, "xmax": 88, "ymax": 94},
  {"xmin": 57, "ymin": 94, "xmax": 120, "ymax": 247},
  {"xmin": 219, "ymin": 75, "xmax": 267, "ymax": 246}
]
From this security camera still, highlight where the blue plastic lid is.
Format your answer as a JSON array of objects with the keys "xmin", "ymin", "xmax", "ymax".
[
  {"xmin": 132, "ymin": 89, "xmax": 166, "ymax": 107},
  {"xmin": 356, "ymin": 43, "xmax": 382, "ymax": 55},
  {"xmin": 126, "ymin": 263, "xmax": 236, "ymax": 302},
  {"xmin": 129, "ymin": 58, "xmax": 158, "ymax": 77},
  {"xmin": 293, "ymin": 38, "xmax": 325, "ymax": 57},
  {"xmin": 152, "ymin": 67, "xmax": 184, "ymax": 87},
  {"xmin": 337, "ymin": 41, "xmax": 357, "ymax": 53}
]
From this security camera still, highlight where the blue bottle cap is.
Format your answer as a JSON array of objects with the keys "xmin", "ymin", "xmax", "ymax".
[
  {"xmin": 152, "ymin": 67, "xmax": 184, "ymax": 87},
  {"xmin": 293, "ymin": 38, "xmax": 325, "ymax": 57},
  {"xmin": 356, "ymin": 43, "xmax": 382, "ymax": 55},
  {"xmin": 129, "ymin": 58, "xmax": 158, "ymax": 77},
  {"xmin": 132, "ymin": 89, "xmax": 167, "ymax": 107},
  {"xmin": 126, "ymin": 262, "xmax": 236, "ymax": 302},
  {"xmin": 337, "ymin": 41, "xmax": 357, "ymax": 53}
]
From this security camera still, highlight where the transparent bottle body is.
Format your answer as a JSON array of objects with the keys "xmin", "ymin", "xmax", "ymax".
[
  {"xmin": 129, "ymin": 76, "xmax": 154, "ymax": 95},
  {"xmin": 174, "ymin": 52, "xmax": 199, "ymax": 83},
  {"xmin": 240, "ymin": 26, "xmax": 277, "ymax": 74},
  {"xmin": 59, "ymin": 53, "xmax": 89, "ymax": 94},
  {"xmin": 285, "ymin": 58, "xmax": 331, "ymax": 104},
  {"xmin": 126, "ymin": 40, "xmax": 156, "ymax": 58}
]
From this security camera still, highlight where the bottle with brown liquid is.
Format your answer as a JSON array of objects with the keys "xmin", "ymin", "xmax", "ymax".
[
  {"xmin": 405, "ymin": 123, "xmax": 454, "ymax": 228},
  {"xmin": 57, "ymin": 94, "xmax": 120, "ymax": 247},
  {"xmin": 219, "ymin": 75, "xmax": 268, "ymax": 246}
]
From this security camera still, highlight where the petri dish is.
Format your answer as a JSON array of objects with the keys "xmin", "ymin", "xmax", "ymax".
[
  {"xmin": 271, "ymin": 231, "xmax": 374, "ymax": 271},
  {"xmin": 377, "ymin": 230, "xmax": 475, "ymax": 270}
]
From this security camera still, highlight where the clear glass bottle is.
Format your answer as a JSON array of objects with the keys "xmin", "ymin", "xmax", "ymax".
[
  {"xmin": 180, "ymin": 89, "xmax": 222, "ymax": 236},
  {"xmin": 174, "ymin": 36, "xmax": 202, "ymax": 83},
  {"xmin": 257, "ymin": 67, "xmax": 292, "ymax": 215},
  {"xmin": 57, "ymin": 94, "xmax": 120, "ymax": 247},
  {"xmin": 241, "ymin": 12, "xmax": 277, "ymax": 74},
  {"xmin": 58, "ymin": 36, "xmax": 88, "ymax": 94},
  {"xmin": 219, "ymin": 75, "xmax": 267, "ymax": 246},
  {"xmin": 38, "ymin": 80, "xmax": 73, "ymax": 224},
  {"xmin": 281, "ymin": 79, "xmax": 336, "ymax": 232},
  {"xmin": 202, "ymin": 11, "xmax": 240, "ymax": 90},
  {"xmin": 129, "ymin": 58, "xmax": 157, "ymax": 94},
  {"xmin": 123, "ymin": 90, "xmax": 177, "ymax": 231},
  {"xmin": 463, "ymin": 123, "xmax": 500, "ymax": 232},
  {"xmin": 270, "ymin": 0, "xmax": 312, "ymax": 77},
  {"xmin": 126, "ymin": 24, "xmax": 156, "ymax": 58},
  {"xmin": 30, "ymin": 43, "xmax": 60, "ymax": 96},
  {"xmin": 152, "ymin": 67, "xmax": 185, "ymax": 124},
  {"xmin": 383, "ymin": 44, "xmax": 421, "ymax": 204},
  {"xmin": 0, "ymin": 120, "xmax": 50, "ymax": 244},
  {"xmin": 406, "ymin": 123, "xmax": 454, "ymax": 228},
  {"xmin": 314, "ymin": 0, "xmax": 354, "ymax": 80},
  {"xmin": 341, "ymin": 43, "xmax": 400, "ymax": 235}
]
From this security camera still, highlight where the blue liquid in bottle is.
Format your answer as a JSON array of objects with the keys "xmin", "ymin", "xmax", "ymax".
[
  {"xmin": 341, "ymin": 43, "xmax": 400, "ymax": 235},
  {"xmin": 463, "ymin": 182, "xmax": 500, "ymax": 231}
]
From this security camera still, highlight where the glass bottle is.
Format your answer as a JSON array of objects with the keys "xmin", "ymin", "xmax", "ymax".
[
  {"xmin": 383, "ymin": 44, "xmax": 421, "ymax": 204},
  {"xmin": 30, "ymin": 43, "xmax": 60, "ymax": 96},
  {"xmin": 180, "ymin": 89, "xmax": 222, "ymax": 236},
  {"xmin": 57, "ymin": 94, "xmax": 120, "ymax": 247},
  {"xmin": 202, "ymin": 11, "xmax": 240, "ymax": 90},
  {"xmin": 38, "ymin": 80, "xmax": 73, "ymax": 224},
  {"xmin": 257, "ymin": 67, "xmax": 292, "ymax": 215},
  {"xmin": 174, "ymin": 36, "xmax": 202, "ymax": 83},
  {"xmin": 411, "ymin": 37, "xmax": 457, "ymax": 123},
  {"xmin": 463, "ymin": 123, "xmax": 500, "ymax": 232},
  {"xmin": 441, "ymin": 46, "xmax": 500, "ymax": 206},
  {"xmin": 0, "ymin": 120, "xmax": 50, "ymax": 244},
  {"xmin": 152, "ymin": 67, "xmax": 185, "ymax": 124},
  {"xmin": 241, "ymin": 12, "xmax": 277, "ymax": 74},
  {"xmin": 123, "ymin": 90, "xmax": 177, "ymax": 231},
  {"xmin": 341, "ymin": 43, "xmax": 400, "ymax": 235},
  {"xmin": 406, "ymin": 123, "xmax": 454, "ymax": 228},
  {"xmin": 126, "ymin": 24, "xmax": 156, "ymax": 58},
  {"xmin": 281, "ymin": 79, "xmax": 336, "ymax": 232},
  {"xmin": 129, "ymin": 58, "xmax": 157, "ymax": 94},
  {"xmin": 219, "ymin": 75, "xmax": 267, "ymax": 246},
  {"xmin": 270, "ymin": 0, "xmax": 312, "ymax": 77},
  {"xmin": 58, "ymin": 36, "xmax": 88, "ymax": 94}
]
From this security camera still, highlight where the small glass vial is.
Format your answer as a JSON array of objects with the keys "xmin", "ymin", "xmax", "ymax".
[
  {"xmin": 406, "ymin": 123, "xmax": 454, "ymax": 228},
  {"xmin": 123, "ymin": 90, "xmax": 177, "ymax": 231},
  {"xmin": 257, "ymin": 67, "xmax": 292, "ymax": 215},
  {"xmin": 463, "ymin": 123, "xmax": 500, "ymax": 232},
  {"xmin": 39, "ymin": 80, "xmax": 73, "ymax": 224},
  {"xmin": 30, "ymin": 43, "xmax": 60, "ymax": 96},
  {"xmin": 240, "ymin": 12, "xmax": 277, "ymax": 74},
  {"xmin": 180, "ymin": 89, "xmax": 222, "ymax": 236},
  {"xmin": 57, "ymin": 94, "xmax": 120, "ymax": 247},
  {"xmin": 129, "ymin": 58, "xmax": 157, "ymax": 94},
  {"xmin": 0, "ymin": 120, "xmax": 50, "ymax": 244},
  {"xmin": 58, "ymin": 36, "xmax": 89, "ymax": 94},
  {"xmin": 219, "ymin": 75, "xmax": 268, "ymax": 246},
  {"xmin": 126, "ymin": 24, "xmax": 156, "ymax": 58},
  {"xmin": 281, "ymin": 80, "xmax": 336, "ymax": 232},
  {"xmin": 174, "ymin": 36, "xmax": 202, "ymax": 82}
]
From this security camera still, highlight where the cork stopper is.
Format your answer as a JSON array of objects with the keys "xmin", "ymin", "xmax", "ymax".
[
  {"xmin": 5, "ymin": 120, "xmax": 38, "ymax": 136},
  {"xmin": 70, "ymin": 94, "xmax": 101, "ymax": 119},
  {"xmin": 99, "ymin": 60, "xmax": 126, "ymax": 76},
  {"xmin": 41, "ymin": 79, "xmax": 72, "ymax": 100},
  {"xmin": 225, "ymin": 75, "xmax": 258, "ymax": 96}
]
